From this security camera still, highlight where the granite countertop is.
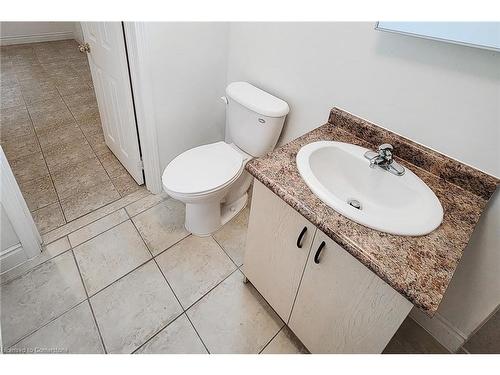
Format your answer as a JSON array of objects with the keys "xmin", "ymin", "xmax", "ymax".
[{"xmin": 246, "ymin": 108, "xmax": 498, "ymax": 316}]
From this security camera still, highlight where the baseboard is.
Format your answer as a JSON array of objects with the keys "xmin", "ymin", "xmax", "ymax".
[
  {"xmin": 0, "ymin": 31, "xmax": 74, "ymax": 46},
  {"xmin": 410, "ymin": 307, "xmax": 467, "ymax": 352},
  {"xmin": 0, "ymin": 243, "xmax": 27, "ymax": 274}
]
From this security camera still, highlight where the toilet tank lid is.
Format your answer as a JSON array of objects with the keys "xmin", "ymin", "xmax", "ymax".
[{"xmin": 226, "ymin": 82, "xmax": 290, "ymax": 118}]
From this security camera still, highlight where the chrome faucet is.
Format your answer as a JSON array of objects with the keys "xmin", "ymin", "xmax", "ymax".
[{"xmin": 364, "ymin": 143, "xmax": 405, "ymax": 176}]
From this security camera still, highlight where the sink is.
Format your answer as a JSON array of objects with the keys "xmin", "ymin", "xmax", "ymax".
[{"xmin": 296, "ymin": 141, "xmax": 443, "ymax": 236}]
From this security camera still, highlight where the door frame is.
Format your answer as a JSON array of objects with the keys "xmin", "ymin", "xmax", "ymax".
[
  {"xmin": 0, "ymin": 147, "xmax": 42, "ymax": 260},
  {"xmin": 122, "ymin": 22, "xmax": 163, "ymax": 194}
]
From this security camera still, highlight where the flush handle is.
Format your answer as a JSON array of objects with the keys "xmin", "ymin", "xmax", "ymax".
[
  {"xmin": 296, "ymin": 226, "xmax": 308, "ymax": 248},
  {"xmin": 314, "ymin": 241, "xmax": 326, "ymax": 264}
]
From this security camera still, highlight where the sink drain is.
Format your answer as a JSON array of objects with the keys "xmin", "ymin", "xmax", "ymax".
[{"xmin": 347, "ymin": 199, "xmax": 362, "ymax": 210}]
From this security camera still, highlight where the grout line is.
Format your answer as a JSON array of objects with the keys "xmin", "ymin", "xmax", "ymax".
[
  {"xmin": 84, "ymin": 254, "xmax": 153, "ymax": 300},
  {"xmin": 258, "ymin": 326, "xmax": 283, "ymax": 354},
  {"xmin": 184, "ymin": 313, "xmax": 211, "ymax": 354},
  {"xmin": 0, "ymin": 245, "xmax": 73, "ymax": 286},
  {"xmin": 150, "ymin": 256, "xmax": 212, "ymax": 354},
  {"xmin": 14, "ymin": 57, "xmax": 69, "ymax": 229},
  {"xmin": 69, "ymin": 249, "xmax": 108, "ymax": 353},
  {"xmin": 5, "ymin": 298, "xmax": 88, "ymax": 350},
  {"xmin": 128, "ymin": 218, "xmax": 213, "ymax": 353},
  {"xmin": 145, "ymin": 233, "xmax": 192, "ymax": 259},
  {"xmin": 42, "ymin": 188, "xmax": 151, "ymax": 245},
  {"xmin": 211, "ymin": 235, "xmax": 242, "ymax": 269},
  {"xmin": 130, "ymin": 312, "xmax": 187, "ymax": 354},
  {"xmin": 68, "ymin": 210, "xmax": 129, "ymax": 249}
]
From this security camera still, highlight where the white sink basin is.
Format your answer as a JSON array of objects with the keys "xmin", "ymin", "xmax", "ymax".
[{"xmin": 296, "ymin": 141, "xmax": 443, "ymax": 236}]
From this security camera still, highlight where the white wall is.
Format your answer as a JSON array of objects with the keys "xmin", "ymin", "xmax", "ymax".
[
  {"xmin": 0, "ymin": 22, "xmax": 76, "ymax": 45},
  {"xmin": 142, "ymin": 22, "xmax": 230, "ymax": 171},
  {"xmin": 227, "ymin": 22, "xmax": 500, "ymax": 177},
  {"xmin": 226, "ymin": 22, "xmax": 499, "ymax": 350},
  {"xmin": 73, "ymin": 22, "xmax": 84, "ymax": 43}
]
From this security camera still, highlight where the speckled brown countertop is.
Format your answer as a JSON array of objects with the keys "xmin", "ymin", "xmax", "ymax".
[{"xmin": 246, "ymin": 108, "xmax": 498, "ymax": 316}]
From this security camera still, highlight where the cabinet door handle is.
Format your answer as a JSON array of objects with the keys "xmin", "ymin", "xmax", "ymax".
[
  {"xmin": 296, "ymin": 226, "xmax": 308, "ymax": 248},
  {"xmin": 314, "ymin": 241, "xmax": 326, "ymax": 264}
]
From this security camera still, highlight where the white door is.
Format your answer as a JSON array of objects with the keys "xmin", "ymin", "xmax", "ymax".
[{"xmin": 81, "ymin": 22, "xmax": 144, "ymax": 184}]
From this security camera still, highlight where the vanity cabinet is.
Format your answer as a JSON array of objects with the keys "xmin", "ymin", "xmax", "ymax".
[
  {"xmin": 244, "ymin": 180, "xmax": 413, "ymax": 353},
  {"xmin": 244, "ymin": 179, "xmax": 316, "ymax": 322},
  {"xmin": 289, "ymin": 230, "xmax": 412, "ymax": 353}
]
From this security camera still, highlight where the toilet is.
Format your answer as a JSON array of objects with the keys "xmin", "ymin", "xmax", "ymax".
[{"xmin": 162, "ymin": 82, "xmax": 289, "ymax": 236}]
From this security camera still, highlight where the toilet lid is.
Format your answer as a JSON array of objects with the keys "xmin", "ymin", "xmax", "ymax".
[{"xmin": 162, "ymin": 142, "xmax": 244, "ymax": 195}]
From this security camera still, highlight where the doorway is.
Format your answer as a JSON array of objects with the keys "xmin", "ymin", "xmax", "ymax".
[{"xmin": 0, "ymin": 37, "xmax": 144, "ymax": 235}]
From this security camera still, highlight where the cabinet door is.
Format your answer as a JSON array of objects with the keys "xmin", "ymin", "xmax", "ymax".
[
  {"xmin": 289, "ymin": 230, "xmax": 412, "ymax": 353},
  {"xmin": 244, "ymin": 180, "xmax": 316, "ymax": 322}
]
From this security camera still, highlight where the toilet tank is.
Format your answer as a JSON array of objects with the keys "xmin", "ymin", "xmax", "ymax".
[{"xmin": 225, "ymin": 82, "xmax": 289, "ymax": 157}]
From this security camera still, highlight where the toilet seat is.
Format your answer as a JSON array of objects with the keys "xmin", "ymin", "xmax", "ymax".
[{"xmin": 162, "ymin": 141, "xmax": 244, "ymax": 196}]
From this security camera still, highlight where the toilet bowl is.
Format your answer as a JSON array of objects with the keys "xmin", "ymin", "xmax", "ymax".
[
  {"xmin": 162, "ymin": 141, "xmax": 252, "ymax": 236},
  {"xmin": 162, "ymin": 82, "xmax": 289, "ymax": 236}
]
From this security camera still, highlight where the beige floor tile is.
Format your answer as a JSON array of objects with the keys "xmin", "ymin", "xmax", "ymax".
[
  {"xmin": 0, "ymin": 73, "xmax": 18, "ymax": 88},
  {"xmin": 82, "ymin": 126, "xmax": 105, "ymax": 146},
  {"xmin": 73, "ymin": 220, "xmax": 151, "ymax": 295},
  {"xmin": 8, "ymin": 301, "xmax": 104, "ymax": 354},
  {"xmin": 51, "ymin": 156, "xmax": 110, "ymax": 199},
  {"xmin": 112, "ymin": 172, "xmax": 142, "ymax": 197},
  {"xmin": 135, "ymin": 314, "xmax": 207, "ymax": 354},
  {"xmin": 0, "ymin": 251, "xmax": 86, "ymax": 347},
  {"xmin": 59, "ymin": 179, "xmax": 121, "ymax": 221},
  {"xmin": 97, "ymin": 150, "xmax": 127, "ymax": 178},
  {"xmin": 0, "ymin": 106, "xmax": 33, "ymax": 140},
  {"xmin": 383, "ymin": 317, "xmax": 449, "ymax": 354},
  {"xmin": 125, "ymin": 192, "xmax": 169, "ymax": 217},
  {"xmin": 0, "ymin": 237, "xmax": 71, "ymax": 285},
  {"xmin": 92, "ymin": 140, "xmax": 112, "ymax": 157},
  {"xmin": 75, "ymin": 107, "xmax": 101, "ymax": 128},
  {"xmin": 19, "ymin": 175, "xmax": 58, "ymax": 212},
  {"xmin": 55, "ymin": 76, "xmax": 93, "ymax": 97},
  {"xmin": 15, "ymin": 69, "xmax": 50, "ymax": 82},
  {"xmin": 43, "ymin": 139, "xmax": 95, "ymax": 173},
  {"xmin": 90, "ymin": 260, "xmax": 183, "ymax": 353},
  {"xmin": 10, "ymin": 151, "xmax": 49, "ymax": 184},
  {"xmin": 1, "ymin": 86, "xmax": 24, "ymax": 109},
  {"xmin": 42, "ymin": 188, "xmax": 150, "ymax": 245},
  {"xmin": 132, "ymin": 199, "xmax": 190, "ymax": 256},
  {"xmin": 464, "ymin": 308, "xmax": 500, "ymax": 354},
  {"xmin": 1, "ymin": 132, "xmax": 41, "ymax": 161},
  {"xmin": 30, "ymin": 107, "xmax": 76, "ymax": 135},
  {"xmin": 78, "ymin": 114, "xmax": 101, "ymax": 133},
  {"xmin": 37, "ymin": 123, "xmax": 85, "ymax": 150},
  {"xmin": 156, "ymin": 236, "xmax": 236, "ymax": 308},
  {"xmin": 26, "ymin": 96, "xmax": 67, "ymax": 116},
  {"xmin": 63, "ymin": 89, "xmax": 97, "ymax": 108},
  {"xmin": 19, "ymin": 77, "xmax": 59, "ymax": 105},
  {"xmin": 68, "ymin": 209, "xmax": 129, "ymax": 247},
  {"xmin": 187, "ymin": 270, "xmax": 284, "ymax": 353},
  {"xmin": 32, "ymin": 202, "xmax": 66, "ymax": 234},
  {"xmin": 213, "ymin": 207, "xmax": 250, "ymax": 266},
  {"xmin": 261, "ymin": 326, "xmax": 309, "ymax": 354},
  {"xmin": 0, "ymin": 123, "xmax": 35, "ymax": 145},
  {"xmin": 64, "ymin": 91, "xmax": 98, "ymax": 117}
]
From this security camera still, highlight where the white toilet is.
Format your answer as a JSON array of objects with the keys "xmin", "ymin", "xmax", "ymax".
[{"xmin": 162, "ymin": 82, "xmax": 289, "ymax": 236}]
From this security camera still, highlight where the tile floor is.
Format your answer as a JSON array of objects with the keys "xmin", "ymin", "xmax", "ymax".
[
  {"xmin": 0, "ymin": 39, "xmax": 142, "ymax": 234},
  {"xmin": 1, "ymin": 190, "xmax": 449, "ymax": 354}
]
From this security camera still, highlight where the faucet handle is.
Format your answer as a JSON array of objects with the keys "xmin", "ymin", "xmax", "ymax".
[
  {"xmin": 378, "ymin": 143, "xmax": 394, "ymax": 161},
  {"xmin": 378, "ymin": 143, "xmax": 393, "ymax": 152}
]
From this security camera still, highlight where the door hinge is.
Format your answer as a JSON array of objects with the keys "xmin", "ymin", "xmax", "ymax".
[{"xmin": 139, "ymin": 158, "xmax": 144, "ymax": 170}]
